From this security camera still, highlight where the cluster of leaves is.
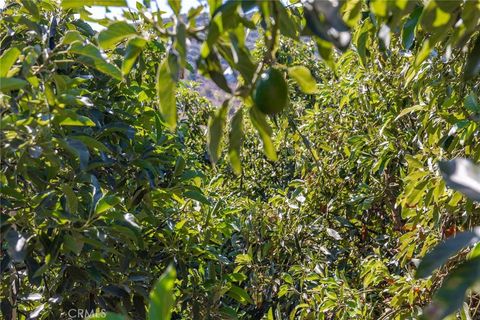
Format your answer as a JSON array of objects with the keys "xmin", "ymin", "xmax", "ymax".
[{"xmin": 1, "ymin": 0, "xmax": 480, "ymax": 320}]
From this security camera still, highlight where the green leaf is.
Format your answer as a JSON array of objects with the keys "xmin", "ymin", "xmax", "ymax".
[
  {"xmin": 21, "ymin": 0, "xmax": 40, "ymax": 21},
  {"xmin": 63, "ymin": 233, "xmax": 84, "ymax": 255},
  {"xmin": 168, "ymin": 0, "xmax": 181, "ymax": 15},
  {"xmin": 63, "ymin": 184, "xmax": 79, "ymax": 213},
  {"xmin": 249, "ymin": 107, "xmax": 277, "ymax": 161},
  {"xmin": 58, "ymin": 115, "xmax": 96, "ymax": 126},
  {"xmin": 438, "ymin": 158, "xmax": 480, "ymax": 202},
  {"xmin": 148, "ymin": 265, "xmax": 176, "ymax": 320},
  {"xmin": 370, "ymin": 0, "xmax": 388, "ymax": 17},
  {"xmin": 464, "ymin": 36, "xmax": 480, "ymax": 80},
  {"xmin": 416, "ymin": 228, "xmax": 480, "ymax": 278},
  {"xmin": 61, "ymin": 0, "xmax": 128, "ymax": 9},
  {"xmin": 219, "ymin": 306, "xmax": 239, "ymax": 319},
  {"xmin": 122, "ymin": 37, "xmax": 147, "ymax": 75},
  {"xmin": 207, "ymin": 100, "xmax": 228, "ymax": 164},
  {"xmin": 316, "ymin": 38, "xmax": 335, "ymax": 71},
  {"xmin": 69, "ymin": 42, "xmax": 122, "ymax": 80},
  {"xmin": 0, "ymin": 48, "xmax": 21, "ymax": 77},
  {"xmin": 424, "ymin": 256, "xmax": 480, "ymax": 320},
  {"xmin": 184, "ymin": 189, "xmax": 210, "ymax": 205},
  {"xmin": 98, "ymin": 21, "xmax": 137, "ymax": 50},
  {"xmin": 343, "ymin": 0, "xmax": 362, "ymax": 27},
  {"xmin": 464, "ymin": 92, "xmax": 480, "ymax": 113},
  {"xmin": 277, "ymin": 3, "xmax": 297, "ymax": 39},
  {"xmin": 288, "ymin": 66, "xmax": 317, "ymax": 94},
  {"xmin": 156, "ymin": 54, "xmax": 177, "ymax": 130},
  {"xmin": 228, "ymin": 108, "xmax": 243, "ymax": 175},
  {"xmin": 70, "ymin": 135, "xmax": 110, "ymax": 153},
  {"xmin": 394, "ymin": 104, "xmax": 425, "ymax": 121},
  {"xmin": 174, "ymin": 22, "xmax": 187, "ymax": 67},
  {"xmin": 401, "ymin": 6, "xmax": 422, "ymax": 50},
  {"xmin": 95, "ymin": 195, "xmax": 121, "ymax": 214},
  {"xmin": 354, "ymin": 18, "xmax": 373, "ymax": 67},
  {"xmin": 0, "ymin": 77, "xmax": 28, "ymax": 92},
  {"xmin": 61, "ymin": 30, "xmax": 85, "ymax": 45},
  {"xmin": 226, "ymin": 285, "xmax": 254, "ymax": 305},
  {"xmin": 172, "ymin": 156, "xmax": 186, "ymax": 177},
  {"xmin": 420, "ymin": 1, "xmax": 457, "ymax": 33},
  {"xmin": 55, "ymin": 138, "xmax": 90, "ymax": 169},
  {"xmin": 414, "ymin": 1, "xmax": 458, "ymax": 67}
]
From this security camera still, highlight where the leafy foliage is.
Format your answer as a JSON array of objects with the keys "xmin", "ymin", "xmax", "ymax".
[{"xmin": 1, "ymin": 0, "xmax": 480, "ymax": 319}]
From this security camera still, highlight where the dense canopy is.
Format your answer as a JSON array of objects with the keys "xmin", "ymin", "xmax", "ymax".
[{"xmin": 1, "ymin": 0, "xmax": 480, "ymax": 319}]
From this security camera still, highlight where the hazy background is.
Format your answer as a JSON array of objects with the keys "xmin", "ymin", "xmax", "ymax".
[{"xmin": 0, "ymin": 0, "xmax": 203, "ymax": 17}]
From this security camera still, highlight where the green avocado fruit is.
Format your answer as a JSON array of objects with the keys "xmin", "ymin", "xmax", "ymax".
[{"xmin": 253, "ymin": 68, "xmax": 288, "ymax": 115}]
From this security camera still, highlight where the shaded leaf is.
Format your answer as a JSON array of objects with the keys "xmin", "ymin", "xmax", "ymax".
[
  {"xmin": 207, "ymin": 100, "xmax": 228, "ymax": 164},
  {"xmin": 184, "ymin": 190, "xmax": 210, "ymax": 205},
  {"xmin": 0, "ymin": 77, "xmax": 28, "ymax": 92},
  {"xmin": 416, "ymin": 228, "xmax": 480, "ymax": 278},
  {"xmin": 401, "ymin": 6, "xmax": 422, "ymax": 50},
  {"xmin": 464, "ymin": 36, "xmax": 480, "ymax": 80},
  {"xmin": 425, "ymin": 257, "xmax": 480, "ymax": 320}
]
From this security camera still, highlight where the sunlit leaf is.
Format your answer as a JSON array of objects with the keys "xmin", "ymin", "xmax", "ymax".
[
  {"xmin": 97, "ymin": 21, "xmax": 137, "ymax": 50},
  {"xmin": 288, "ymin": 66, "xmax": 317, "ymax": 94},
  {"xmin": 122, "ymin": 37, "xmax": 147, "ymax": 75},
  {"xmin": 95, "ymin": 195, "xmax": 121, "ymax": 214},
  {"xmin": 156, "ymin": 54, "xmax": 177, "ymax": 130},
  {"xmin": 58, "ymin": 115, "xmax": 96, "ymax": 126},
  {"xmin": 228, "ymin": 108, "xmax": 243, "ymax": 175},
  {"xmin": 69, "ymin": 42, "xmax": 122, "ymax": 80},
  {"xmin": 401, "ymin": 6, "xmax": 422, "ymax": 50},
  {"xmin": 0, "ymin": 48, "xmax": 21, "ymax": 77},
  {"xmin": 168, "ymin": 0, "xmax": 181, "ymax": 15},
  {"xmin": 249, "ymin": 107, "xmax": 277, "ymax": 161},
  {"xmin": 148, "ymin": 265, "xmax": 176, "ymax": 320}
]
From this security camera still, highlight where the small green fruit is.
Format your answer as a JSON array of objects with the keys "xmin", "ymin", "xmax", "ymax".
[{"xmin": 253, "ymin": 68, "xmax": 288, "ymax": 115}]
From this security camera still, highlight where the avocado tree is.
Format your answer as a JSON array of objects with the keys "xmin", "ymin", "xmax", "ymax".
[{"xmin": 1, "ymin": 0, "xmax": 480, "ymax": 319}]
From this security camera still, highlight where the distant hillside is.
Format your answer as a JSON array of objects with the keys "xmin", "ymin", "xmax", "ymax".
[{"xmin": 183, "ymin": 12, "xmax": 260, "ymax": 105}]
